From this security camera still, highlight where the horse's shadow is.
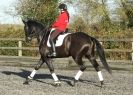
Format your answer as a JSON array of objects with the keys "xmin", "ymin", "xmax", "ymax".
[{"xmin": 1, "ymin": 69, "xmax": 100, "ymax": 87}]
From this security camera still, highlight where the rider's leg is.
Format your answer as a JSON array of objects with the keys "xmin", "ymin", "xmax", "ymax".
[{"xmin": 49, "ymin": 29, "xmax": 61, "ymax": 57}]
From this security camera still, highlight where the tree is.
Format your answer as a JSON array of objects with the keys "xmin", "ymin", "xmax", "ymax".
[
  {"xmin": 120, "ymin": 0, "xmax": 133, "ymax": 27},
  {"xmin": 70, "ymin": 16, "xmax": 89, "ymax": 32},
  {"xmin": 65, "ymin": 0, "xmax": 112, "ymax": 32},
  {"xmin": 115, "ymin": 0, "xmax": 133, "ymax": 28},
  {"xmin": 15, "ymin": 0, "xmax": 59, "ymax": 25}
]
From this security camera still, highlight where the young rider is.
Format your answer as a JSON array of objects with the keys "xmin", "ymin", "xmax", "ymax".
[{"xmin": 48, "ymin": 3, "xmax": 69, "ymax": 57}]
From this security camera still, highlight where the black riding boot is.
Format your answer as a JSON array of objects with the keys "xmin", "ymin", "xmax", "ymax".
[{"xmin": 48, "ymin": 39, "xmax": 56, "ymax": 57}]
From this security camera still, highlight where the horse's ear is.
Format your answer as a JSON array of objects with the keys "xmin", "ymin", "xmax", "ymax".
[
  {"xmin": 22, "ymin": 18, "xmax": 28, "ymax": 25},
  {"xmin": 22, "ymin": 19, "xmax": 27, "ymax": 24}
]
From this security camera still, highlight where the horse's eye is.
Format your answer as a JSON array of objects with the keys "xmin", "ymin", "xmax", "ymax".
[
  {"xmin": 26, "ymin": 27, "xmax": 28, "ymax": 30},
  {"xmin": 31, "ymin": 30, "xmax": 35, "ymax": 34},
  {"xmin": 24, "ymin": 26, "xmax": 28, "ymax": 31}
]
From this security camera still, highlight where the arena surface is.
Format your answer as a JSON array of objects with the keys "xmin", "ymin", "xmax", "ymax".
[{"xmin": 0, "ymin": 66, "xmax": 132, "ymax": 95}]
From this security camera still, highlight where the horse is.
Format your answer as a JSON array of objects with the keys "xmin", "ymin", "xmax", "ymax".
[{"xmin": 22, "ymin": 19, "xmax": 112, "ymax": 87}]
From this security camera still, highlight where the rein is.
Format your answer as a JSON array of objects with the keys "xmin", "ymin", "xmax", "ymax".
[{"xmin": 39, "ymin": 26, "xmax": 50, "ymax": 44}]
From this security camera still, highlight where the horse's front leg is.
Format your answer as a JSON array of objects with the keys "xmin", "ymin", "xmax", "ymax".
[
  {"xmin": 23, "ymin": 58, "xmax": 44, "ymax": 85},
  {"xmin": 45, "ymin": 58, "xmax": 61, "ymax": 86}
]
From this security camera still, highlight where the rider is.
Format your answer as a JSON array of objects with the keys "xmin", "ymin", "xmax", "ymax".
[{"xmin": 48, "ymin": 3, "xmax": 69, "ymax": 57}]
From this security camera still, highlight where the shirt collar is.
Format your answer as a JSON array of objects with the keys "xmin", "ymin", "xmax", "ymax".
[{"xmin": 61, "ymin": 10, "xmax": 65, "ymax": 13}]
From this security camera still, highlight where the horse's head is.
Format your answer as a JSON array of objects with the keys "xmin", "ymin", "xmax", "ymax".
[{"xmin": 22, "ymin": 19, "xmax": 45, "ymax": 42}]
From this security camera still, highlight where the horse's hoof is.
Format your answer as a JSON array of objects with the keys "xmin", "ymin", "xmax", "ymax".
[
  {"xmin": 100, "ymin": 81, "xmax": 104, "ymax": 88},
  {"xmin": 23, "ymin": 80, "xmax": 29, "ymax": 85},
  {"xmin": 70, "ymin": 79, "xmax": 78, "ymax": 87},
  {"xmin": 53, "ymin": 81, "xmax": 61, "ymax": 87},
  {"xmin": 23, "ymin": 76, "xmax": 32, "ymax": 85}
]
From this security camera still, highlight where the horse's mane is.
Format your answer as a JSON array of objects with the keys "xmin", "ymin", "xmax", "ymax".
[{"xmin": 27, "ymin": 19, "xmax": 46, "ymax": 30}]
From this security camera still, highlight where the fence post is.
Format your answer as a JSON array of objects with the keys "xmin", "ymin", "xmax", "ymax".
[
  {"xmin": 18, "ymin": 40, "xmax": 22, "ymax": 56},
  {"xmin": 132, "ymin": 41, "xmax": 133, "ymax": 61}
]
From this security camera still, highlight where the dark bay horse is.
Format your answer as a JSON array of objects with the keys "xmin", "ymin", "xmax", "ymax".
[{"xmin": 22, "ymin": 19, "xmax": 112, "ymax": 86}]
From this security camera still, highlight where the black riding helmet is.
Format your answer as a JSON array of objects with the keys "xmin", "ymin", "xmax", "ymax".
[{"xmin": 58, "ymin": 3, "xmax": 67, "ymax": 10}]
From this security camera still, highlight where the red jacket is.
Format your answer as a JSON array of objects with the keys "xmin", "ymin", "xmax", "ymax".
[{"xmin": 52, "ymin": 10, "xmax": 69, "ymax": 32}]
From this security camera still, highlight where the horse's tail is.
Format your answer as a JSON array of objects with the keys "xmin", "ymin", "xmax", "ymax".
[{"xmin": 92, "ymin": 37, "xmax": 112, "ymax": 74}]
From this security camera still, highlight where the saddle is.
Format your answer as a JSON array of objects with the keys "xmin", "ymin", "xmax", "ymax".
[{"xmin": 47, "ymin": 29, "xmax": 70, "ymax": 47}]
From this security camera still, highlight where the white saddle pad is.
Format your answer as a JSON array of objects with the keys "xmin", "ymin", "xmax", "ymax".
[{"xmin": 47, "ymin": 33, "xmax": 70, "ymax": 47}]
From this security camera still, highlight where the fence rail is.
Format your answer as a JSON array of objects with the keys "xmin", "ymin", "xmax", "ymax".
[{"xmin": 0, "ymin": 38, "xmax": 133, "ymax": 63}]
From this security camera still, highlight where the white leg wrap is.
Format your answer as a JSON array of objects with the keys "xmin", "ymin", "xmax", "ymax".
[
  {"xmin": 30, "ymin": 70, "xmax": 37, "ymax": 78},
  {"xmin": 75, "ymin": 70, "xmax": 83, "ymax": 80},
  {"xmin": 52, "ymin": 73, "xmax": 59, "ymax": 81},
  {"xmin": 98, "ymin": 71, "xmax": 104, "ymax": 81}
]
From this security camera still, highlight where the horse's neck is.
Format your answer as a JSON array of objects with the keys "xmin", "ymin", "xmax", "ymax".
[{"xmin": 38, "ymin": 29, "xmax": 50, "ymax": 44}]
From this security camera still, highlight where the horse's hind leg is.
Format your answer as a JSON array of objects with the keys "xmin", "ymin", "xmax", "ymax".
[
  {"xmin": 71, "ymin": 55, "xmax": 86, "ymax": 86},
  {"xmin": 86, "ymin": 55, "xmax": 104, "ymax": 87}
]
